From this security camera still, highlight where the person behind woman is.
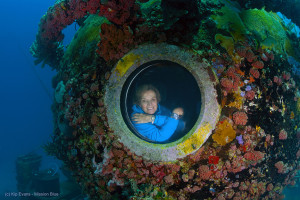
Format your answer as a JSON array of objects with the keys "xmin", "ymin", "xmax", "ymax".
[{"xmin": 131, "ymin": 84, "xmax": 185, "ymax": 142}]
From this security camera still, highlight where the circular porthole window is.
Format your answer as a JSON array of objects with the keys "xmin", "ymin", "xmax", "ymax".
[
  {"xmin": 105, "ymin": 43, "xmax": 220, "ymax": 162},
  {"xmin": 120, "ymin": 60, "xmax": 201, "ymax": 144}
]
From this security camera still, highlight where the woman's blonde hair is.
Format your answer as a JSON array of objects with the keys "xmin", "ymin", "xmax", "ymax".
[{"xmin": 134, "ymin": 84, "xmax": 161, "ymax": 105}]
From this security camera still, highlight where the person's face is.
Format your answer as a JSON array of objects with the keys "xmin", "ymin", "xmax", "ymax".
[{"xmin": 140, "ymin": 90, "xmax": 158, "ymax": 114}]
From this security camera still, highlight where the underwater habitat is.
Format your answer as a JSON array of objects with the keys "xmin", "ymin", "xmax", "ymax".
[{"xmin": 2, "ymin": 0, "xmax": 300, "ymax": 199}]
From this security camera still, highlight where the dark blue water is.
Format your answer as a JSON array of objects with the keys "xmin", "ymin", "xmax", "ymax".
[{"xmin": 0, "ymin": 1, "xmax": 75, "ymax": 195}]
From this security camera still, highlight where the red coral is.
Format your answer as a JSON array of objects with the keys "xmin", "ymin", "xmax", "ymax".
[
  {"xmin": 112, "ymin": 149, "xmax": 125, "ymax": 159},
  {"xmin": 244, "ymin": 151, "xmax": 264, "ymax": 162},
  {"xmin": 220, "ymin": 78, "xmax": 233, "ymax": 91},
  {"xmin": 233, "ymin": 111, "xmax": 248, "ymax": 125},
  {"xmin": 150, "ymin": 165, "xmax": 166, "ymax": 183},
  {"xmin": 265, "ymin": 134, "xmax": 271, "ymax": 142},
  {"xmin": 239, "ymin": 181, "xmax": 249, "ymax": 191},
  {"xmin": 97, "ymin": 23, "xmax": 136, "ymax": 62},
  {"xmin": 91, "ymin": 112, "xmax": 99, "ymax": 125},
  {"xmin": 102, "ymin": 163, "xmax": 114, "ymax": 175},
  {"xmin": 94, "ymin": 126, "xmax": 105, "ymax": 135},
  {"xmin": 226, "ymin": 66, "xmax": 236, "ymax": 78},
  {"xmin": 232, "ymin": 74, "xmax": 241, "ymax": 91},
  {"xmin": 99, "ymin": 0, "xmax": 137, "ymax": 25},
  {"xmin": 258, "ymin": 181, "xmax": 266, "ymax": 194},
  {"xmin": 279, "ymin": 129, "xmax": 288, "ymax": 140},
  {"xmin": 267, "ymin": 183, "xmax": 274, "ymax": 191},
  {"xmin": 189, "ymin": 146, "xmax": 204, "ymax": 162},
  {"xmin": 249, "ymin": 68, "xmax": 260, "ymax": 79},
  {"xmin": 251, "ymin": 60, "xmax": 264, "ymax": 69},
  {"xmin": 31, "ymin": 0, "xmax": 103, "ymax": 68},
  {"xmin": 41, "ymin": 0, "xmax": 102, "ymax": 41},
  {"xmin": 208, "ymin": 155, "xmax": 220, "ymax": 165},
  {"xmin": 223, "ymin": 66, "xmax": 241, "ymax": 92},
  {"xmin": 282, "ymin": 71, "xmax": 291, "ymax": 80},
  {"xmin": 198, "ymin": 165, "xmax": 211, "ymax": 180},
  {"xmin": 245, "ymin": 90, "xmax": 255, "ymax": 100},
  {"xmin": 31, "ymin": 0, "xmax": 144, "ymax": 69},
  {"xmin": 235, "ymin": 46, "xmax": 247, "ymax": 57},
  {"xmin": 245, "ymin": 50, "xmax": 256, "ymax": 63},
  {"xmin": 274, "ymin": 161, "xmax": 287, "ymax": 174},
  {"xmin": 227, "ymin": 156, "xmax": 246, "ymax": 173},
  {"xmin": 273, "ymin": 76, "xmax": 282, "ymax": 85},
  {"xmin": 86, "ymin": 0, "xmax": 101, "ymax": 14},
  {"xmin": 164, "ymin": 174, "xmax": 175, "ymax": 185},
  {"xmin": 188, "ymin": 169, "xmax": 195, "ymax": 180},
  {"xmin": 166, "ymin": 164, "xmax": 181, "ymax": 174}
]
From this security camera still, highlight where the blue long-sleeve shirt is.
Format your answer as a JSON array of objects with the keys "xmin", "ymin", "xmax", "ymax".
[{"xmin": 131, "ymin": 104, "xmax": 184, "ymax": 142}]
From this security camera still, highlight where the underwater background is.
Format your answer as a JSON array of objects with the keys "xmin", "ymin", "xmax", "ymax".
[
  {"xmin": 1, "ymin": 0, "xmax": 300, "ymax": 199},
  {"xmin": 0, "ymin": 0, "xmax": 76, "ymax": 198}
]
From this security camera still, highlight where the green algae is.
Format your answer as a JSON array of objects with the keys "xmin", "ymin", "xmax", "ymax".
[
  {"xmin": 62, "ymin": 15, "xmax": 109, "ymax": 67},
  {"xmin": 240, "ymin": 9, "xmax": 288, "ymax": 53},
  {"xmin": 211, "ymin": 5, "xmax": 247, "ymax": 42}
]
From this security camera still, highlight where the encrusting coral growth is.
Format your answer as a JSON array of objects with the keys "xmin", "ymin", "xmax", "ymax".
[
  {"xmin": 212, "ymin": 118, "xmax": 236, "ymax": 146},
  {"xmin": 32, "ymin": 0, "xmax": 300, "ymax": 199}
]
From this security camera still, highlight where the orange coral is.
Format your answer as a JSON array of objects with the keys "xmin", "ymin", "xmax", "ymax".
[
  {"xmin": 227, "ymin": 91, "xmax": 243, "ymax": 109},
  {"xmin": 212, "ymin": 119, "xmax": 236, "ymax": 146}
]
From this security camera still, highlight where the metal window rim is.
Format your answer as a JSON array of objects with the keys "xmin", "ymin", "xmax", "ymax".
[{"xmin": 105, "ymin": 43, "xmax": 221, "ymax": 162}]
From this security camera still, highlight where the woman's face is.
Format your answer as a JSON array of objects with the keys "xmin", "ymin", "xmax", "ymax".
[{"xmin": 140, "ymin": 90, "xmax": 158, "ymax": 114}]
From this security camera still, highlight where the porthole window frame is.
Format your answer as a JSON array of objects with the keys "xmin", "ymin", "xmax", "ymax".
[
  {"xmin": 120, "ymin": 59, "xmax": 202, "ymax": 144},
  {"xmin": 105, "ymin": 43, "xmax": 221, "ymax": 162}
]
